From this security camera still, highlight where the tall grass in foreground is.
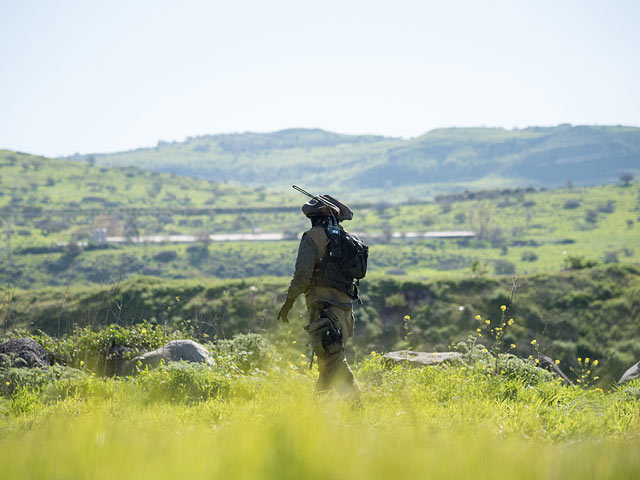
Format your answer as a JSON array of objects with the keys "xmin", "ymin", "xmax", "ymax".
[{"xmin": 1, "ymin": 355, "xmax": 640, "ymax": 480}]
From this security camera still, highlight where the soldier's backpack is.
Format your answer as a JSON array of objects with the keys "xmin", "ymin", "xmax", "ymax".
[{"xmin": 312, "ymin": 223, "xmax": 368, "ymax": 301}]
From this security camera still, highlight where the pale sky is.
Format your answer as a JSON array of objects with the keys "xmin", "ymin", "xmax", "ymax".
[{"xmin": 1, "ymin": 0, "xmax": 639, "ymax": 157}]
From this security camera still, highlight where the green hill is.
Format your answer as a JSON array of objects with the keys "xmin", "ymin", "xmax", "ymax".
[
  {"xmin": 2, "ymin": 144, "xmax": 639, "ymax": 289},
  {"xmin": 83, "ymin": 125, "xmax": 640, "ymax": 201}
]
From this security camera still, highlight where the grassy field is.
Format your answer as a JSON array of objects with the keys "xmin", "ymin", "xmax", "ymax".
[
  {"xmin": 1, "ymin": 346, "xmax": 639, "ymax": 480},
  {"xmin": 3, "ymin": 147, "xmax": 639, "ymax": 289}
]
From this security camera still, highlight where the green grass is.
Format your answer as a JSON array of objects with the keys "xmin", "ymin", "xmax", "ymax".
[
  {"xmin": 3, "ymin": 171, "xmax": 640, "ymax": 289},
  {"xmin": 4, "ymin": 264, "xmax": 640, "ymax": 385},
  {"xmin": 1, "ymin": 353, "xmax": 639, "ymax": 479}
]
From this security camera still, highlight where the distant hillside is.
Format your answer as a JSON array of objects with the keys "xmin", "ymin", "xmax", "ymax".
[
  {"xmin": 81, "ymin": 125, "xmax": 640, "ymax": 200},
  {"xmin": 0, "ymin": 149, "xmax": 297, "ymax": 251}
]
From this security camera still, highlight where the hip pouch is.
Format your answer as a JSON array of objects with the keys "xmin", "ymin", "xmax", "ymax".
[{"xmin": 305, "ymin": 310, "xmax": 343, "ymax": 357}]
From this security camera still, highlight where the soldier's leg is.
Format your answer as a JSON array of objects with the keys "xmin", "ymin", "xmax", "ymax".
[{"xmin": 320, "ymin": 305, "xmax": 361, "ymax": 402}]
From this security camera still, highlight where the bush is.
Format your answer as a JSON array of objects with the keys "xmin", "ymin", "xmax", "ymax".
[
  {"xmin": 385, "ymin": 268, "xmax": 407, "ymax": 276},
  {"xmin": 563, "ymin": 255, "xmax": 598, "ymax": 270},
  {"xmin": 603, "ymin": 251, "xmax": 619, "ymax": 264},
  {"xmin": 597, "ymin": 201, "xmax": 615, "ymax": 213},
  {"xmin": 212, "ymin": 333, "xmax": 275, "ymax": 373},
  {"xmin": 493, "ymin": 260, "xmax": 516, "ymax": 275},
  {"xmin": 521, "ymin": 251, "xmax": 538, "ymax": 262},
  {"xmin": 585, "ymin": 210, "xmax": 598, "ymax": 223},
  {"xmin": 563, "ymin": 199, "xmax": 581, "ymax": 209},
  {"xmin": 153, "ymin": 250, "xmax": 178, "ymax": 263},
  {"xmin": 28, "ymin": 322, "xmax": 183, "ymax": 374},
  {"xmin": 454, "ymin": 212, "xmax": 467, "ymax": 224},
  {"xmin": 384, "ymin": 293, "xmax": 407, "ymax": 308}
]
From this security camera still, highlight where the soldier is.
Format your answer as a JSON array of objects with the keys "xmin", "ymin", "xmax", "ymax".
[{"xmin": 277, "ymin": 194, "xmax": 365, "ymax": 403}]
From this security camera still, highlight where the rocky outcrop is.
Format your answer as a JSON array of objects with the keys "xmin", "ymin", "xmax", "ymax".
[
  {"xmin": 383, "ymin": 350, "xmax": 462, "ymax": 367},
  {"xmin": 538, "ymin": 355, "xmax": 572, "ymax": 385},
  {"xmin": 0, "ymin": 338, "xmax": 49, "ymax": 369},
  {"xmin": 124, "ymin": 340, "xmax": 213, "ymax": 375},
  {"xmin": 618, "ymin": 361, "xmax": 640, "ymax": 384}
]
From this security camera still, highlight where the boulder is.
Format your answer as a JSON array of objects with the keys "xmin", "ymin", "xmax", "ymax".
[
  {"xmin": 0, "ymin": 338, "xmax": 49, "ymax": 369},
  {"xmin": 383, "ymin": 350, "xmax": 462, "ymax": 367},
  {"xmin": 538, "ymin": 355, "xmax": 572, "ymax": 385},
  {"xmin": 618, "ymin": 360, "xmax": 640, "ymax": 384},
  {"xmin": 124, "ymin": 340, "xmax": 213, "ymax": 375},
  {"xmin": 106, "ymin": 345, "xmax": 140, "ymax": 376}
]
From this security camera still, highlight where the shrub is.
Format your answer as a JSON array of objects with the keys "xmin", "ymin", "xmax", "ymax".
[
  {"xmin": 385, "ymin": 269, "xmax": 407, "ymax": 276},
  {"xmin": 493, "ymin": 260, "xmax": 516, "ymax": 275},
  {"xmin": 585, "ymin": 210, "xmax": 598, "ymax": 223},
  {"xmin": 521, "ymin": 251, "xmax": 538, "ymax": 262},
  {"xmin": 212, "ymin": 333, "xmax": 275, "ymax": 373},
  {"xmin": 454, "ymin": 212, "xmax": 467, "ymax": 224},
  {"xmin": 603, "ymin": 251, "xmax": 619, "ymax": 264},
  {"xmin": 563, "ymin": 199, "xmax": 580, "ymax": 209},
  {"xmin": 28, "ymin": 322, "xmax": 183, "ymax": 374},
  {"xmin": 596, "ymin": 201, "xmax": 615, "ymax": 213},
  {"xmin": 153, "ymin": 250, "xmax": 178, "ymax": 263},
  {"xmin": 563, "ymin": 255, "xmax": 598, "ymax": 270},
  {"xmin": 384, "ymin": 293, "xmax": 407, "ymax": 309}
]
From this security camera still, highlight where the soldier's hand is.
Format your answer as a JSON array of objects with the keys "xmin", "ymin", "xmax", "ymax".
[{"xmin": 277, "ymin": 299, "xmax": 294, "ymax": 324}]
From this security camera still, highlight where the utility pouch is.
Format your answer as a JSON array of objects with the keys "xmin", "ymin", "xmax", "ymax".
[{"xmin": 305, "ymin": 309, "xmax": 343, "ymax": 357}]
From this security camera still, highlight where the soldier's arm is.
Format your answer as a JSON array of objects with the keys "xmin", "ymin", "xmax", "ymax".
[{"xmin": 285, "ymin": 233, "xmax": 318, "ymax": 302}]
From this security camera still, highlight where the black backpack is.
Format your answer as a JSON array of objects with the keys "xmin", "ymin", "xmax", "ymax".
[
  {"xmin": 325, "ymin": 223, "xmax": 368, "ymax": 279},
  {"xmin": 312, "ymin": 223, "xmax": 368, "ymax": 301}
]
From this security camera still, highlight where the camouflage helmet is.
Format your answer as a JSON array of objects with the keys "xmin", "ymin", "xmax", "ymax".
[{"xmin": 302, "ymin": 194, "xmax": 353, "ymax": 222}]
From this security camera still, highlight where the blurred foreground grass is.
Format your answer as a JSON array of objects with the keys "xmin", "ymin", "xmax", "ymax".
[{"xmin": 1, "ymin": 354, "xmax": 639, "ymax": 480}]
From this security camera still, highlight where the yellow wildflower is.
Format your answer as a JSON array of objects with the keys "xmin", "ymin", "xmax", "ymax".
[
  {"xmin": 404, "ymin": 315, "xmax": 410, "ymax": 321},
  {"xmin": 5, "ymin": 381, "xmax": 9, "ymax": 386},
  {"xmin": 510, "ymin": 344, "xmax": 516, "ymax": 349},
  {"xmin": 141, "ymin": 328, "xmax": 147, "ymax": 334},
  {"xmin": 481, "ymin": 348, "xmax": 488, "ymax": 353},
  {"xmin": 475, "ymin": 315, "xmax": 482, "ymax": 321},
  {"xmin": 555, "ymin": 359, "xmax": 560, "ymax": 365},
  {"xmin": 585, "ymin": 357, "xmax": 590, "ymax": 364},
  {"xmin": 80, "ymin": 360, "xmax": 85, "ymax": 366},
  {"xmin": 508, "ymin": 318, "xmax": 514, "ymax": 325},
  {"xmin": 476, "ymin": 328, "xmax": 481, "ymax": 333},
  {"xmin": 485, "ymin": 320, "xmax": 490, "ymax": 325},
  {"xmin": 577, "ymin": 357, "xmax": 582, "ymax": 363},
  {"xmin": 530, "ymin": 339, "xmax": 537, "ymax": 345},
  {"xmin": 292, "ymin": 340, "xmax": 296, "ymax": 344},
  {"xmin": 593, "ymin": 360, "xmax": 599, "ymax": 366},
  {"xmin": 500, "ymin": 305, "xmax": 507, "ymax": 311}
]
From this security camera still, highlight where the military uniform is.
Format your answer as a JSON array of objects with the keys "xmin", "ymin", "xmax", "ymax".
[{"xmin": 282, "ymin": 225, "xmax": 361, "ymax": 401}]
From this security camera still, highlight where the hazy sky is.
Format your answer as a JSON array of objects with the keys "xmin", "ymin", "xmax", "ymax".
[{"xmin": 1, "ymin": 0, "xmax": 639, "ymax": 156}]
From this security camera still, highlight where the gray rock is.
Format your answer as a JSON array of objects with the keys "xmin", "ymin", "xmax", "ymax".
[
  {"xmin": 538, "ymin": 355, "xmax": 572, "ymax": 385},
  {"xmin": 0, "ymin": 338, "xmax": 49, "ymax": 369},
  {"xmin": 618, "ymin": 361, "xmax": 640, "ymax": 384},
  {"xmin": 125, "ymin": 340, "xmax": 213, "ymax": 375},
  {"xmin": 383, "ymin": 350, "xmax": 462, "ymax": 366}
]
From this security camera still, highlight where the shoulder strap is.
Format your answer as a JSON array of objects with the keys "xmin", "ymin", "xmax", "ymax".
[{"xmin": 306, "ymin": 226, "xmax": 329, "ymax": 263}]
